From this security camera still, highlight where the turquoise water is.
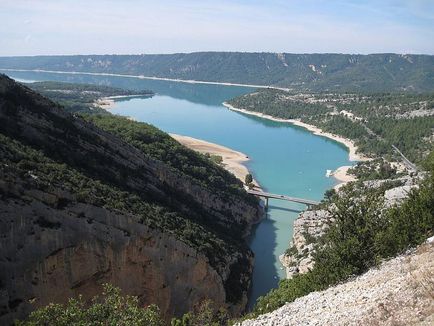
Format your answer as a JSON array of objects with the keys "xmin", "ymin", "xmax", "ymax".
[{"xmin": 4, "ymin": 70, "xmax": 351, "ymax": 309}]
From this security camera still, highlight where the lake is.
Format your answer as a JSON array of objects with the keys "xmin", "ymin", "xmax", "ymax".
[{"xmin": 4, "ymin": 70, "xmax": 352, "ymax": 309}]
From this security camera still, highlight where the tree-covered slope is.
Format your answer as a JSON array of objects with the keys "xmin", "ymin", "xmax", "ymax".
[
  {"xmin": 0, "ymin": 52, "xmax": 433, "ymax": 92},
  {"xmin": 0, "ymin": 74, "xmax": 261, "ymax": 323},
  {"xmin": 228, "ymin": 90, "xmax": 434, "ymax": 163},
  {"xmin": 25, "ymin": 81, "xmax": 153, "ymax": 113}
]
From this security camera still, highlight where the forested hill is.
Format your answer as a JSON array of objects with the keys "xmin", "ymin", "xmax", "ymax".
[{"xmin": 1, "ymin": 52, "xmax": 433, "ymax": 92}]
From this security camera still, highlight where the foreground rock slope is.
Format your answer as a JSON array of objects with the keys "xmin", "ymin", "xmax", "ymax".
[{"xmin": 242, "ymin": 240, "xmax": 434, "ymax": 326}]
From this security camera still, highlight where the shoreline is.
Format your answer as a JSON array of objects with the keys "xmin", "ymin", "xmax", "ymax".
[
  {"xmin": 223, "ymin": 102, "xmax": 368, "ymax": 162},
  {"xmin": 1, "ymin": 68, "xmax": 290, "ymax": 91},
  {"xmin": 331, "ymin": 166, "xmax": 357, "ymax": 190},
  {"xmin": 170, "ymin": 133, "xmax": 261, "ymax": 189},
  {"xmin": 93, "ymin": 95, "xmax": 261, "ymax": 189},
  {"xmin": 223, "ymin": 102, "xmax": 371, "ymax": 189},
  {"xmin": 94, "ymin": 94, "xmax": 151, "ymax": 110}
]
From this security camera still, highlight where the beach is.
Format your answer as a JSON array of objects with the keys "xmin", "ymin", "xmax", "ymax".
[
  {"xmin": 94, "ymin": 98, "xmax": 115, "ymax": 110},
  {"xmin": 331, "ymin": 166, "xmax": 357, "ymax": 190},
  {"xmin": 170, "ymin": 133, "xmax": 260, "ymax": 188},
  {"xmin": 94, "ymin": 95, "xmax": 150, "ymax": 110}
]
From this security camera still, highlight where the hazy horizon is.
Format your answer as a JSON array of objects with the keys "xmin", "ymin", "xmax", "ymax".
[
  {"xmin": 1, "ymin": 51, "xmax": 434, "ymax": 58},
  {"xmin": 1, "ymin": 0, "xmax": 434, "ymax": 56}
]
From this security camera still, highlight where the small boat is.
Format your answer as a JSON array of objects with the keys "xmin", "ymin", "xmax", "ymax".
[{"xmin": 325, "ymin": 169, "xmax": 332, "ymax": 177}]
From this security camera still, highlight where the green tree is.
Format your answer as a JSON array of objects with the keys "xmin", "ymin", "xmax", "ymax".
[
  {"xmin": 245, "ymin": 173, "xmax": 253, "ymax": 186},
  {"xmin": 171, "ymin": 300, "xmax": 228, "ymax": 326},
  {"xmin": 17, "ymin": 284, "xmax": 164, "ymax": 326}
]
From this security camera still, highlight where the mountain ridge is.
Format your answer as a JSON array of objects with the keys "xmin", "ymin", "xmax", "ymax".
[{"xmin": 1, "ymin": 52, "xmax": 433, "ymax": 92}]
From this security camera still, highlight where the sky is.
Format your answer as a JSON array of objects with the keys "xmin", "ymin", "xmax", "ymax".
[{"xmin": 1, "ymin": 0, "xmax": 434, "ymax": 56}]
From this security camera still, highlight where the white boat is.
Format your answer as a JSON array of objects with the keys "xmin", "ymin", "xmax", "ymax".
[{"xmin": 325, "ymin": 169, "xmax": 332, "ymax": 177}]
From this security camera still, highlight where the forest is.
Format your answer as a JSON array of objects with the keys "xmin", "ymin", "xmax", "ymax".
[
  {"xmin": 26, "ymin": 81, "xmax": 153, "ymax": 113},
  {"xmin": 229, "ymin": 90, "xmax": 434, "ymax": 163}
]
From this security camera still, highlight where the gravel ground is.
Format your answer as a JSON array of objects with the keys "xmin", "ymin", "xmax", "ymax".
[{"xmin": 241, "ymin": 240, "xmax": 434, "ymax": 326}]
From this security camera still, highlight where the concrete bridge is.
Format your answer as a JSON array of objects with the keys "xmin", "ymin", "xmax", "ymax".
[{"xmin": 247, "ymin": 189, "xmax": 320, "ymax": 209}]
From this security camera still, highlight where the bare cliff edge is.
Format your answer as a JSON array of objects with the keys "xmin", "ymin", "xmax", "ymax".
[{"xmin": 0, "ymin": 75, "xmax": 262, "ymax": 324}]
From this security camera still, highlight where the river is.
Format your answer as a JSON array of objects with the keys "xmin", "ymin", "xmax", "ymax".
[{"xmin": 4, "ymin": 70, "xmax": 352, "ymax": 309}]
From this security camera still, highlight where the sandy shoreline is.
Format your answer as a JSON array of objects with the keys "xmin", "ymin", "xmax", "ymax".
[
  {"xmin": 94, "ymin": 94, "xmax": 150, "ymax": 110},
  {"xmin": 331, "ymin": 166, "xmax": 357, "ymax": 190},
  {"xmin": 170, "ymin": 133, "xmax": 260, "ymax": 189},
  {"xmin": 3, "ymin": 68, "xmax": 289, "ymax": 91},
  {"xmin": 223, "ymin": 102, "xmax": 368, "ymax": 162},
  {"xmin": 93, "ymin": 93, "xmax": 261, "ymax": 189},
  {"xmin": 222, "ymin": 102, "xmax": 370, "ymax": 189}
]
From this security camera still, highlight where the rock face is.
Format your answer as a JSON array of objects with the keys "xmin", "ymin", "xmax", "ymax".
[
  {"xmin": 281, "ymin": 176, "xmax": 420, "ymax": 280},
  {"xmin": 280, "ymin": 209, "xmax": 331, "ymax": 279},
  {"xmin": 0, "ymin": 185, "xmax": 226, "ymax": 322},
  {"xmin": 384, "ymin": 185, "xmax": 418, "ymax": 207},
  {"xmin": 243, "ymin": 241, "xmax": 434, "ymax": 325},
  {"xmin": 0, "ymin": 74, "xmax": 262, "ymax": 324}
]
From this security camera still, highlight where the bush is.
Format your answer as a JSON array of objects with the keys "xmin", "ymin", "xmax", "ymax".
[{"xmin": 16, "ymin": 284, "xmax": 164, "ymax": 326}]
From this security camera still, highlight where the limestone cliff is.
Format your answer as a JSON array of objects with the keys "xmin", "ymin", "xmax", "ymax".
[
  {"xmin": 0, "ymin": 74, "xmax": 262, "ymax": 324},
  {"xmin": 280, "ymin": 209, "xmax": 331, "ymax": 279}
]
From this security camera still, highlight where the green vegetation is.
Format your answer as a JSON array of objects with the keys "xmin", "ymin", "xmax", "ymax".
[
  {"xmin": 348, "ymin": 158, "xmax": 401, "ymax": 181},
  {"xmin": 244, "ymin": 152, "xmax": 434, "ymax": 318},
  {"xmin": 1, "ymin": 53, "xmax": 433, "ymax": 92},
  {"xmin": 83, "ymin": 114, "xmax": 254, "ymax": 205},
  {"xmin": 209, "ymin": 154, "xmax": 223, "ymax": 165},
  {"xmin": 17, "ymin": 284, "xmax": 163, "ymax": 326},
  {"xmin": 26, "ymin": 81, "xmax": 153, "ymax": 113},
  {"xmin": 229, "ymin": 90, "xmax": 434, "ymax": 163},
  {"xmin": 171, "ymin": 300, "xmax": 229, "ymax": 326},
  {"xmin": 0, "ymin": 132, "xmax": 236, "ymax": 269},
  {"xmin": 244, "ymin": 173, "xmax": 253, "ymax": 188},
  {"xmin": 19, "ymin": 288, "xmax": 229, "ymax": 326}
]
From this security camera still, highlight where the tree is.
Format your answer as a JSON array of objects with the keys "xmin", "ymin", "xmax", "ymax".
[
  {"xmin": 245, "ymin": 173, "xmax": 253, "ymax": 186},
  {"xmin": 17, "ymin": 284, "xmax": 164, "ymax": 326},
  {"xmin": 324, "ymin": 188, "xmax": 336, "ymax": 201},
  {"xmin": 171, "ymin": 300, "xmax": 228, "ymax": 326}
]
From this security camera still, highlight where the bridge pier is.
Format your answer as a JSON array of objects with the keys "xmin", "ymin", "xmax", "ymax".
[{"xmin": 265, "ymin": 197, "xmax": 269, "ymax": 210}]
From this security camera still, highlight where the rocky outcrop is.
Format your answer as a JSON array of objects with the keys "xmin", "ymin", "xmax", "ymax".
[
  {"xmin": 280, "ymin": 209, "xmax": 331, "ymax": 279},
  {"xmin": 242, "ymin": 240, "xmax": 434, "ymax": 325},
  {"xmin": 0, "ymin": 179, "xmax": 229, "ymax": 324},
  {"xmin": 280, "ymin": 176, "xmax": 420, "ymax": 279}
]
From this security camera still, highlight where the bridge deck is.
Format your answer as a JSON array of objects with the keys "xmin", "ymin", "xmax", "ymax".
[{"xmin": 247, "ymin": 189, "xmax": 320, "ymax": 206}]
